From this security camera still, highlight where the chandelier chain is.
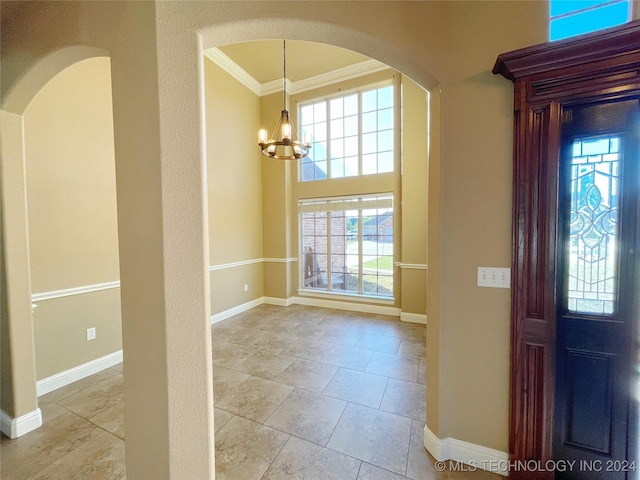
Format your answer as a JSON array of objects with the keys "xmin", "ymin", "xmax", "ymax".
[{"xmin": 282, "ymin": 40, "xmax": 287, "ymax": 111}]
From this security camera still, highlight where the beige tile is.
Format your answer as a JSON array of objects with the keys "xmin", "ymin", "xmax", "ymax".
[
  {"xmin": 212, "ymin": 365, "xmax": 251, "ymax": 403},
  {"xmin": 384, "ymin": 323, "xmax": 426, "ymax": 342},
  {"xmin": 263, "ymin": 436, "xmax": 361, "ymax": 480},
  {"xmin": 328, "ymin": 403, "xmax": 412, "ymax": 476},
  {"xmin": 255, "ymin": 318, "xmax": 301, "ymax": 333},
  {"xmin": 265, "ymin": 389, "xmax": 346, "ymax": 446},
  {"xmin": 366, "ymin": 351, "xmax": 420, "ymax": 382},
  {"xmin": 0, "ymin": 409, "xmax": 103, "ymax": 479},
  {"xmin": 212, "ymin": 341, "xmax": 254, "ymax": 369},
  {"xmin": 39, "ymin": 369, "xmax": 122, "ymax": 404},
  {"xmin": 282, "ymin": 338, "xmax": 334, "ymax": 361},
  {"xmin": 286, "ymin": 322, "xmax": 331, "ymax": 340},
  {"xmin": 216, "ymin": 375, "xmax": 294, "ymax": 423},
  {"xmin": 212, "ymin": 325, "xmax": 258, "ymax": 347},
  {"xmin": 319, "ymin": 326, "xmax": 363, "ymax": 347},
  {"xmin": 356, "ymin": 333, "xmax": 402, "ymax": 354},
  {"xmin": 273, "ymin": 358, "xmax": 338, "ymax": 393},
  {"xmin": 418, "ymin": 358, "xmax": 426, "ymax": 385},
  {"xmin": 110, "ymin": 362, "xmax": 124, "ymax": 373},
  {"xmin": 39, "ymin": 401, "xmax": 71, "ymax": 423},
  {"xmin": 29, "ymin": 431, "xmax": 125, "ymax": 480},
  {"xmin": 323, "ymin": 368, "xmax": 388, "ymax": 408},
  {"xmin": 248, "ymin": 331, "xmax": 297, "ymax": 354},
  {"xmin": 214, "ymin": 407, "xmax": 235, "ymax": 433},
  {"xmin": 58, "ymin": 373, "xmax": 124, "ymax": 420},
  {"xmin": 215, "ymin": 416, "xmax": 289, "ymax": 480},
  {"xmin": 348, "ymin": 319, "xmax": 389, "ymax": 335},
  {"xmin": 321, "ymin": 345, "xmax": 373, "ymax": 371},
  {"xmin": 407, "ymin": 420, "xmax": 440, "ymax": 480},
  {"xmin": 398, "ymin": 339, "xmax": 426, "ymax": 358},
  {"xmin": 358, "ymin": 462, "xmax": 408, "ymax": 480},
  {"xmin": 235, "ymin": 349, "xmax": 296, "ymax": 380},
  {"xmin": 381, "ymin": 378, "xmax": 426, "ymax": 421},
  {"xmin": 90, "ymin": 400, "xmax": 125, "ymax": 439}
]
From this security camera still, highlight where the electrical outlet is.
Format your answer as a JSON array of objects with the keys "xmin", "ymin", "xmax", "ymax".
[
  {"xmin": 477, "ymin": 267, "xmax": 511, "ymax": 288},
  {"xmin": 244, "ymin": 284, "xmax": 249, "ymax": 292},
  {"xmin": 87, "ymin": 327, "xmax": 96, "ymax": 341}
]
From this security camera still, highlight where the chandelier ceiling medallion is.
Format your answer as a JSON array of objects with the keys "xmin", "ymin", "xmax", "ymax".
[{"xmin": 258, "ymin": 40, "xmax": 311, "ymax": 160}]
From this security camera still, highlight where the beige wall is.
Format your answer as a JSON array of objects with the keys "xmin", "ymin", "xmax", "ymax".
[
  {"xmin": 204, "ymin": 58, "xmax": 265, "ymax": 314},
  {"xmin": 401, "ymin": 76, "xmax": 428, "ymax": 316},
  {"xmin": 23, "ymin": 57, "xmax": 122, "ymax": 381},
  {"xmin": 1, "ymin": 1, "xmax": 556, "ymax": 476},
  {"xmin": 260, "ymin": 90, "xmax": 296, "ymax": 299}
]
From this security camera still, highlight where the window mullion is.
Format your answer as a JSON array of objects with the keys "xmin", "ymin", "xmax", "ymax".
[
  {"xmin": 357, "ymin": 92, "xmax": 363, "ymax": 176},
  {"xmin": 357, "ymin": 208, "xmax": 363, "ymax": 294},
  {"xmin": 327, "ymin": 211, "xmax": 332, "ymax": 291},
  {"xmin": 326, "ymin": 99, "xmax": 331, "ymax": 179}
]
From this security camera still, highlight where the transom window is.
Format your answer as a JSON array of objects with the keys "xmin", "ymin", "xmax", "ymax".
[
  {"xmin": 299, "ymin": 85, "xmax": 394, "ymax": 181},
  {"xmin": 300, "ymin": 194, "xmax": 393, "ymax": 298},
  {"xmin": 549, "ymin": 0, "xmax": 630, "ymax": 41}
]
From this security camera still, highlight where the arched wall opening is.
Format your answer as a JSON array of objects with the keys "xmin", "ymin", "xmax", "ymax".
[
  {"xmin": 3, "ymin": 1, "xmax": 536, "ymax": 476},
  {"xmin": 25, "ymin": 57, "xmax": 122, "ymax": 393},
  {"xmin": 1, "ymin": 46, "xmax": 116, "ymax": 439}
]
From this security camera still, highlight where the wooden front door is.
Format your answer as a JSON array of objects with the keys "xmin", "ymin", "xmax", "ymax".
[
  {"xmin": 554, "ymin": 100, "xmax": 639, "ymax": 479},
  {"xmin": 493, "ymin": 20, "xmax": 640, "ymax": 480}
]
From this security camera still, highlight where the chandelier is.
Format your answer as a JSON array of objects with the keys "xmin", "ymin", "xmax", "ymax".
[{"xmin": 258, "ymin": 40, "xmax": 311, "ymax": 160}]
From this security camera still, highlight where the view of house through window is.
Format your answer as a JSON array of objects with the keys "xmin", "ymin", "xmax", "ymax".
[
  {"xmin": 549, "ymin": 0, "xmax": 630, "ymax": 41},
  {"xmin": 300, "ymin": 195, "xmax": 393, "ymax": 298},
  {"xmin": 299, "ymin": 84, "xmax": 394, "ymax": 181}
]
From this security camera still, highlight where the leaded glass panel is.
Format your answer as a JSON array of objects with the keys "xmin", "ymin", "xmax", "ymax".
[{"xmin": 567, "ymin": 135, "xmax": 621, "ymax": 314}]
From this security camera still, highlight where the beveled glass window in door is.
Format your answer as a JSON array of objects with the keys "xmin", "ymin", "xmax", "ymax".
[{"xmin": 567, "ymin": 136, "xmax": 621, "ymax": 314}]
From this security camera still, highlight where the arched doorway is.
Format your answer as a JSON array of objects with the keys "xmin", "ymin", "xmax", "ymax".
[{"xmin": 2, "ymin": 3, "xmax": 447, "ymax": 478}]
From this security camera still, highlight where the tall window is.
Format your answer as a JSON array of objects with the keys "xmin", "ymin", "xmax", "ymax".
[
  {"xmin": 300, "ymin": 194, "xmax": 393, "ymax": 298},
  {"xmin": 549, "ymin": 0, "xmax": 630, "ymax": 41},
  {"xmin": 299, "ymin": 85, "xmax": 394, "ymax": 181}
]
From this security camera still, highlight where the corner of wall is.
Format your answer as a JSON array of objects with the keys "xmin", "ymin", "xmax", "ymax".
[{"xmin": 0, "ymin": 407, "xmax": 42, "ymax": 439}]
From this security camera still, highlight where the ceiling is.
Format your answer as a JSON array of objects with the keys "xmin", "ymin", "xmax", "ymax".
[{"xmin": 217, "ymin": 40, "xmax": 373, "ymax": 84}]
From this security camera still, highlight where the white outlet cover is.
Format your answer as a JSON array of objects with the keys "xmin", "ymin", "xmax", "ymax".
[{"xmin": 87, "ymin": 327, "xmax": 96, "ymax": 341}]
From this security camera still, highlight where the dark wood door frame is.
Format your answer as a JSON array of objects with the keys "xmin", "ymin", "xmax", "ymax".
[{"xmin": 494, "ymin": 22, "xmax": 640, "ymax": 480}]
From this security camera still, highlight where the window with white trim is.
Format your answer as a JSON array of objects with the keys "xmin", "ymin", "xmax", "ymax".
[
  {"xmin": 549, "ymin": 0, "xmax": 630, "ymax": 41},
  {"xmin": 299, "ymin": 84, "xmax": 394, "ymax": 181},
  {"xmin": 300, "ymin": 194, "xmax": 393, "ymax": 298}
]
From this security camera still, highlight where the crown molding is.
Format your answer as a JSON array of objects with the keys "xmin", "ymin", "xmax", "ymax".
[
  {"xmin": 204, "ymin": 48, "xmax": 261, "ymax": 96},
  {"xmin": 204, "ymin": 48, "xmax": 388, "ymax": 97},
  {"xmin": 261, "ymin": 78, "xmax": 293, "ymax": 97},
  {"xmin": 289, "ymin": 59, "xmax": 388, "ymax": 95}
]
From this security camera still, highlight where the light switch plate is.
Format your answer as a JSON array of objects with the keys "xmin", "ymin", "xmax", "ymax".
[{"xmin": 477, "ymin": 267, "xmax": 511, "ymax": 288}]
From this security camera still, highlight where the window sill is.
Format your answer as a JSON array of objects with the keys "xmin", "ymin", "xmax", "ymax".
[{"xmin": 296, "ymin": 288, "xmax": 395, "ymax": 305}]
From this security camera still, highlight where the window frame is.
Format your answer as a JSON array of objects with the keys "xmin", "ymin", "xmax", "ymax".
[
  {"xmin": 298, "ymin": 193, "xmax": 395, "ymax": 301},
  {"xmin": 298, "ymin": 81, "xmax": 395, "ymax": 182}
]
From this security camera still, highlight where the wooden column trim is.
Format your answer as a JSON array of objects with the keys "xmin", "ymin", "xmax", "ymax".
[{"xmin": 494, "ymin": 19, "xmax": 640, "ymax": 479}]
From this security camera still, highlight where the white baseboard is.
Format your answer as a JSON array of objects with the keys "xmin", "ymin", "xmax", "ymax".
[
  {"xmin": 36, "ymin": 350, "xmax": 123, "ymax": 397},
  {"xmin": 424, "ymin": 425, "xmax": 509, "ymax": 475},
  {"xmin": 263, "ymin": 296, "xmax": 295, "ymax": 307},
  {"xmin": 210, "ymin": 297, "xmax": 265, "ymax": 324},
  {"xmin": 0, "ymin": 407, "xmax": 42, "ymax": 438},
  {"xmin": 292, "ymin": 296, "xmax": 401, "ymax": 316},
  {"xmin": 400, "ymin": 312, "xmax": 427, "ymax": 324}
]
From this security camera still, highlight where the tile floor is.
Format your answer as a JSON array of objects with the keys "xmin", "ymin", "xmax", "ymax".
[{"xmin": 0, "ymin": 304, "xmax": 502, "ymax": 480}]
